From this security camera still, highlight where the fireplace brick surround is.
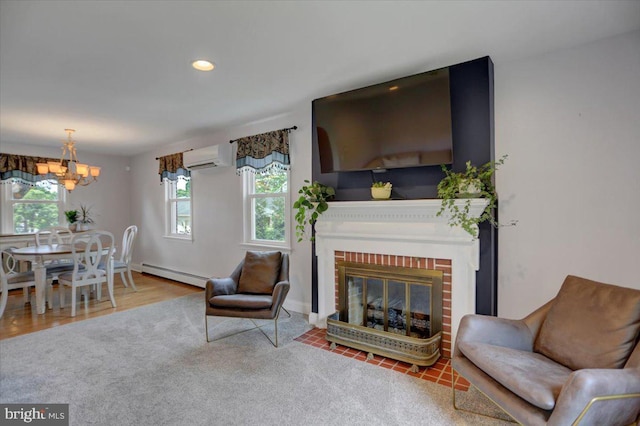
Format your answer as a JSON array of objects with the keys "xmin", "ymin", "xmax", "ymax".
[
  {"xmin": 312, "ymin": 199, "xmax": 488, "ymax": 357},
  {"xmin": 334, "ymin": 250, "xmax": 453, "ymax": 357}
]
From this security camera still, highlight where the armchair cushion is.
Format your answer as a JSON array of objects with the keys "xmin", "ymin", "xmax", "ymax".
[
  {"xmin": 237, "ymin": 251, "xmax": 282, "ymax": 294},
  {"xmin": 210, "ymin": 294, "xmax": 272, "ymax": 310},
  {"xmin": 534, "ymin": 275, "xmax": 640, "ymax": 370},
  {"xmin": 458, "ymin": 341, "xmax": 572, "ymax": 410},
  {"xmin": 210, "ymin": 277, "xmax": 237, "ymax": 296}
]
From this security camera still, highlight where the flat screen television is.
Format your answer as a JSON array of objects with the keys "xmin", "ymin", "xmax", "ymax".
[{"xmin": 313, "ymin": 66, "xmax": 453, "ymax": 173}]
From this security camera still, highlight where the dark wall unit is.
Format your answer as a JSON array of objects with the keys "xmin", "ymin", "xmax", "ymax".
[{"xmin": 310, "ymin": 56, "xmax": 497, "ymax": 316}]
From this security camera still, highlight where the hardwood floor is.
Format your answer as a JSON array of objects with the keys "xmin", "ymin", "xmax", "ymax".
[{"xmin": 0, "ymin": 272, "xmax": 202, "ymax": 340}]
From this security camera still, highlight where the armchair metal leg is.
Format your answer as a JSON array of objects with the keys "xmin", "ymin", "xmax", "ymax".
[
  {"xmin": 451, "ymin": 364, "xmax": 518, "ymax": 424},
  {"xmin": 205, "ymin": 315, "xmax": 209, "ymax": 342},
  {"xmin": 205, "ymin": 307, "xmax": 290, "ymax": 347},
  {"xmin": 572, "ymin": 393, "xmax": 640, "ymax": 426}
]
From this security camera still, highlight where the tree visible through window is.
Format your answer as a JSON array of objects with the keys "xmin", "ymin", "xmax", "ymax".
[
  {"xmin": 245, "ymin": 169, "xmax": 289, "ymax": 244},
  {"xmin": 1, "ymin": 180, "xmax": 64, "ymax": 234}
]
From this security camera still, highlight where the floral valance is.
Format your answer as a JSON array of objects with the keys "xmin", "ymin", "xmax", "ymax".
[
  {"xmin": 234, "ymin": 128, "xmax": 291, "ymax": 175},
  {"xmin": 158, "ymin": 152, "xmax": 190, "ymax": 182},
  {"xmin": 0, "ymin": 153, "xmax": 67, "ymax": 185}
]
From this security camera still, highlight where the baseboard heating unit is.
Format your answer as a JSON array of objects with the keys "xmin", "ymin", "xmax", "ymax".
[{"xmin": 141, "ymin": 263, "xmax": 208, "ymax": 288}]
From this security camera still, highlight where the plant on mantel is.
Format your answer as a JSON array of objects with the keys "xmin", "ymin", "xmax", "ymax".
[
  {"xmin": 293, "ymin": 180, "xmax": 335, "ymax": 242},
  {"xmin": 437, "ymin": 155, "xmax": 514, "ymax": 238}
]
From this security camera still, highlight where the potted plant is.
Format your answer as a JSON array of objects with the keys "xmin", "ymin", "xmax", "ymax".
[
  {"xmin": 64, "ymin": 209, "xmax": 78, "ymax": 231},
  {"xmin": 371, "ymin": 181, "xmax": 392, "ymax": 199},
  {"xmin": 293, "ymin": 180, "xmax": 335, "ymax": 242},
  {"xmin": 77, "ymin": 204, "xmax": 95, "ymax": 231},
  {"xmin": 437, "ymin": 155, "xmax": 510, "ymax": 238}
]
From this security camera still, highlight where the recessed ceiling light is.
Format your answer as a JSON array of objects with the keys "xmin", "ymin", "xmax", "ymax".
[{"xmin": 192, "ymin": 60, "xmax": 215, "ymax": 71}]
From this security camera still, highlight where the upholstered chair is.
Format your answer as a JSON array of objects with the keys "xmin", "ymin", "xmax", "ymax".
[
  {"xmin": 107, "ymin": 225, "xmax": 138, "ymax": 290},
  {"xmin": 0, "ymin": 248, "xmax": 52, "ymax": 318},
  {"xmin": 205, "ymin": 251, "xmax": 290, "ymax": 347},
  {"xmin": 452, "ymin": 275, "xmax": 640, "ymax": 425},
  {"xmin": 58, "ymin": 231, "xmax": 116, "ymax": 317}
]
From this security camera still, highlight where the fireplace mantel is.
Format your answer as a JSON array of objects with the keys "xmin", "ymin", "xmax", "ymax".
[{"xmin": 313, "ymin": 198, "xmax": 488, "ymax": 349}]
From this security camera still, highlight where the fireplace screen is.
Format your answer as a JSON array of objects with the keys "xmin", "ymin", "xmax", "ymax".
[{"xmin": 337, "ymin": 262, "xmax": 443, "ymax": 339}]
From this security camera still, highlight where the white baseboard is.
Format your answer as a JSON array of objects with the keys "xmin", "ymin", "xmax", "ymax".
[
  {"xmin": 283, "ymin": 300, "xmax": 311, "ymax": 316},
  {"xmin": 140, "ymin": 263, "xmax": 208, "ymax": 288}
]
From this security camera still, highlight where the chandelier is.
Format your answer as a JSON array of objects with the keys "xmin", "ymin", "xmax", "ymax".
[{"xmin": 36, "ymin": 129, "xmax": 101, "ymax": 191}]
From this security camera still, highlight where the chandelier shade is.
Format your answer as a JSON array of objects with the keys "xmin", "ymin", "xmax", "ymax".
[{"xmin": 36, "ymin": 129, "xmax": 101, "ymax": 191}]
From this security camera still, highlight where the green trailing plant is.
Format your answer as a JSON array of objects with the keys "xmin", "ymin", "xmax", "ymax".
[
  {"xmin": 437, "ymin": 155, "xmax": 510, "ymax": 238},
  {"xmin": 293, "ymin": 180, "xmax": 335, "ymax": 242},
  {"xmin": 64, "ymin": 209, "xmax": 78, "ymax": 224}
]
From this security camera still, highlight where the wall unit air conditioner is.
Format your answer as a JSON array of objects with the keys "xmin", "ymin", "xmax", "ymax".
[{"xmin": 183, "ymin": 144, "xmax": 231, "ymax": 170}]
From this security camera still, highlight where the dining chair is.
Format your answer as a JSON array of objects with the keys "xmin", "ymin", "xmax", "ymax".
[
  {"xmin": 114, "ymin": 225, "xmax": 138, "ymax": 291},
  {"xmin": 34, "ymin": 226, "xmax": 75, "ymax": 308},
  {"xmin": 0, "ymin": 248, "xmax": 51, "ymax": 318},
  {"xmin": 35, "ymin": 226, "xmax": 73, "ymax": 246},
  {"xmin": 58, "ymin": 231, "xmax": 116, "ymax": 317}
]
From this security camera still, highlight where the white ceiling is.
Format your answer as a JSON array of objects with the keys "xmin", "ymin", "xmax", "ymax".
[{"xmin": 1, "ymin": 1, "xmax": 639, "ymax": 156}]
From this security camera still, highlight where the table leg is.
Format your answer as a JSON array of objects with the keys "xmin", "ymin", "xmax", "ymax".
[
  {"xmin": 107, "ymin": 256, "xmax": 116, "ymax": 308},
  {"xmin": 33, "ymin": 261, "xmax": 47, "ymax": 314}
]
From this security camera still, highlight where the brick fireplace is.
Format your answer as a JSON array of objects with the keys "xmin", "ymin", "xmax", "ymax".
[
  {"xmin": 334, "ymin": 250, "xmax": 453, "ymax": 357},
  {"xmin": 312, "ymin": 199, "xmax": 488, "ymax": 356}
]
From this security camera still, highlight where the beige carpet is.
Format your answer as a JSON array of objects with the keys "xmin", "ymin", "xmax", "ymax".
[{"xmin": 0, "ymin": 293, "xmax": 511, "ymax": 425}]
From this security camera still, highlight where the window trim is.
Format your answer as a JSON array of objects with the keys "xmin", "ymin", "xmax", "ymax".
[
  {"xmin": 0, "ymin": 180, "xmax": 67, "ymax": 235},
  {"xmin": 163, "ymin": 177, "xmax": 193, "ymax": 241},
  {"xmin": 242, "ymin": 170, "xmax": 291, "ymax": 250}
]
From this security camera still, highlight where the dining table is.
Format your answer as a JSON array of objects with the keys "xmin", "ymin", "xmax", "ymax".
[{"xmin": 11, "ymin": 243, "xmax": 114, "ymax": 314}]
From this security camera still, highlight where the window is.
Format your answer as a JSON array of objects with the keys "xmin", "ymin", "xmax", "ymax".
[
  {"xmin": 165, "ymin": 177, "xmax": 192, "ymax": 238},
  {"xmin": 1, "ymin": 180, "xmax": 66, "ymax": 234},
  {"xmin": 243, "ymin": 169, "xmax": 289, "ymax": 247}
]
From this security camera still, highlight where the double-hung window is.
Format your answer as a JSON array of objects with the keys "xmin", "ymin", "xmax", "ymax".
[
  {"xmin": 164, "ymin": 177, "xmax": 192, "ymax": 239},
  {"xmin": 243, "ymin": 169, "xmax": 289, "ymax": 247},
  {"xmin": 1, "ymin": 180, "xmax": 65, "ymax": 234}
]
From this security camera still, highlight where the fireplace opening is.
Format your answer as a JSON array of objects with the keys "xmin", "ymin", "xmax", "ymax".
[{"xmin": 327, "ymin": 261, "xmax": 443, "ymax": 369}]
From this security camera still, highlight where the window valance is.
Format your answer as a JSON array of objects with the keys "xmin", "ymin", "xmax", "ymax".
[
  {"xmin": 157, "ymin": 152, "xmax": 190, "ymax": 182},
  {"xmin": 0, "ymin": 153, "xmax": 67, "ymax": 185},
  {"xmin": 233, "ymin": 128, "xmax": 292, "ymax": 175}
]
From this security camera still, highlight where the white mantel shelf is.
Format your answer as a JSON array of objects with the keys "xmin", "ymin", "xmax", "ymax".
[
  {"xmin": 316, "ymin": 198, "xmax": 489, "ymax": 246},
  {"xmin": 319, "ymin": 198, "xmax": 488, "ymax": 222},
  {"xmin": 312, "ymin": 198, "xmax": 489, "ymax": 348}
]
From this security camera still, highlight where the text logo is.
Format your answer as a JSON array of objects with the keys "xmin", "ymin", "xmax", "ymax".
[{"xmin": 1, "ymin": 404, "xmax": 68, "ymax": 425}]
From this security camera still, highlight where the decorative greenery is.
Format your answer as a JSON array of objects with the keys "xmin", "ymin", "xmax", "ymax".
[
  {"xmin": 293, "ymin": 180, "xmax": 335, "ymax": 242},
  {"xmin": 64, "ymin": 209, "xmax": 78, "ymax": 224},
  {"xmin": 78, "ymin": 204, "xmax": 95, "ymax": 224},
  {"xmin": 437, "ymin": 155, "xmax": 509, "ymax": 238},
  {"xmin": 371, "ymin": 181, "xmax": 392, "ymax": 189}
]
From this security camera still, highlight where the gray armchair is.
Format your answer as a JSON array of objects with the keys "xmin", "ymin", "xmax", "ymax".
[
  {"xmin": 452, "ymin": 275, "xmax": 640, "ymax": 425},
  {"xmin": 205, "ymin": 251, "xmax": 290, "ymax": 347}
]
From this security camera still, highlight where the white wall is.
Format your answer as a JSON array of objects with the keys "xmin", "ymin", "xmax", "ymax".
[
  {"xmin": 11, "ymin": 30, "xmax": 631, "ymax": 319},
  {"xmin": 1, "ymin": 142, "xmax": 133, "ymax": 242},
  {"xmin": 495, "ymin": 30, "xmax": 640, "ymax": 318},
  {"xmin": 129, "ymin": 104, "xmax": 314, "ymax": 314}
]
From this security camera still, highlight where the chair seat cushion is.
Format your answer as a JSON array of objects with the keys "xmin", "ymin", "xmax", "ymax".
[
  {"xmin": 97, "ymin": 260, "xmax": 127, "ymax": 270},
  {"xmin": 534, "ymin": 275, "xmax": 640, "ymax": 370},
  {"xmin": 6, "ymin": 271, "xmax": 36, "ymax": 285},
  {"xmin": 458, "ymin": 341, "xmax": 572, "ymax": 410},
  {"xmin": 209, "ymin": 294, "xmax": 273, "ymax": 310},
  {"xmin": 45, "ymin": 264, "xmax": 75, "ymax": 274}
]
